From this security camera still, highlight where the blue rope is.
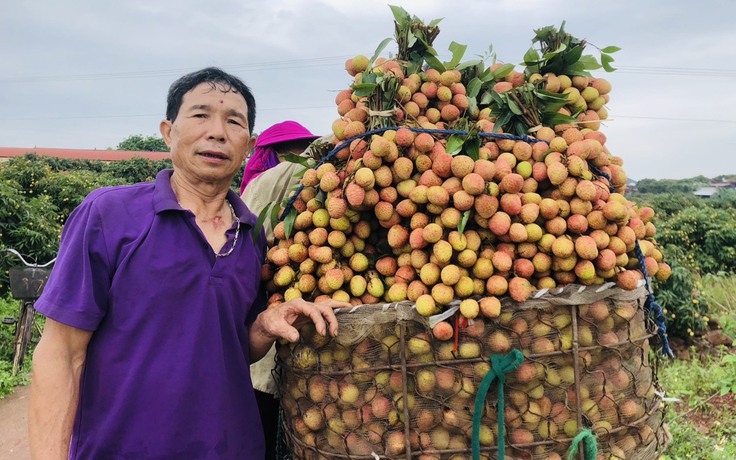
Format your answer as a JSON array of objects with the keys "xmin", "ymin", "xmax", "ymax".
[
  {"xmin": 587, "ymin": 163, "xmax": 611, "ymax": 186},
  {"xmin": 588, "ymin": 162, "xmax": 672, "ymax": 357},
  {"xmin": 279, "ymin": 126, "xmax": 540, "ymax": 221},
  {"xmin": 635, "ymin": 240, "xmax": 674, "ymax": 357}
]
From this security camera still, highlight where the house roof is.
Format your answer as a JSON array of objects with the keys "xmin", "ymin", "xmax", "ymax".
[
  {"xmin": 694, "ymin": 187, "xmax": 719, "ymax": 197},
  {"xmin": 0, "ymin": 147, "xmax": 170, "ymax": 161}
]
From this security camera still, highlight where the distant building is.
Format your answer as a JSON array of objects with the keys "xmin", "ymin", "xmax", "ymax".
[
  {"xmin": 710, "ymin": 181, "xmax": 736, "ymax": 190},
  {"xmin": 0, "ymin": 147, "xmax": 169, "ymax": 162},
  {"xmin": 626, "ymin": 178, "xmax": 638, "ymax": 194},
  {"xmin": 694, "ymin": 187, "xmax": 719, "ymax": 198}
]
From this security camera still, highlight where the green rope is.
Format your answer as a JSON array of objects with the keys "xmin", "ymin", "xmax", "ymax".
[
  {"xmin": 566, "ymin": 428, "xmax": 598, "ymax": 460},
  {"xmin": 472, "ymin": 349, "xmax": 525, "ymax": 460}
]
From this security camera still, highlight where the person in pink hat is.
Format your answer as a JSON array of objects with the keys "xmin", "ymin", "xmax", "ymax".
[
  {"xmin": 239, "ymin": 120, "xmax": 319, "ymax": 194},
  {"xmin": 240, "ymin": 120, "xmax": 323, "ymax": 459}
]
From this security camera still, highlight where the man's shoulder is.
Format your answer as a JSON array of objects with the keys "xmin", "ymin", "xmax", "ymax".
[
  {"xmin": 85, "ymin": 182, "xmax": 154, "ymax": 205},
  {"xmin": 81, "ymin": 181, "xmax": 156, "ymax": 216}
]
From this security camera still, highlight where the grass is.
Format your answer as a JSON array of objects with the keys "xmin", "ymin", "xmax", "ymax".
[
  {"xmin": 659, "ymin": 346, "xmax": 736, "ymax": 459},
  {"xmin": 701, "ymin": 273, "xmax": 736, "ymax": 338},
  {"xmin": 659, "ymin": 273, "xmax": 736, "ymax": 459},
  {"xmin": 0, "ymin": 295, "xmax": 35, "ymax": 398}
]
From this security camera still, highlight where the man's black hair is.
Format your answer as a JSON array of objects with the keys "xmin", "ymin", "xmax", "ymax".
[{"xmin": 166, "ymin": 67, "xmax": 256, "ymax": 132}]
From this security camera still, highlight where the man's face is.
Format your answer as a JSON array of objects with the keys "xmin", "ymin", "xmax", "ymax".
[{"xmin": 161, "ymin": 82, "xmax": 254, "ymax": 185}]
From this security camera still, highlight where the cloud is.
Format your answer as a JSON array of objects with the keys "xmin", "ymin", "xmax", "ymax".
[{"xmin": 1, "ymin": 0, "xmax": 734, "ymax": 179}]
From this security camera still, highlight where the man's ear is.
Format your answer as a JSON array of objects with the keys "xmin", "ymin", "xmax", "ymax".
[
  {"xmin": 243, "ymin": 135, "xmax": 256, "ymax": 161},
  {"xmin": 160, "ymin": 120, "xmax": 173, "ymax": 148}
]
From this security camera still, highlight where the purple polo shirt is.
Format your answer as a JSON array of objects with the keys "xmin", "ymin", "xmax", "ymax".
[{"xmin": 35, "ymin": 169, "xmax": 268, "ymax": 459}]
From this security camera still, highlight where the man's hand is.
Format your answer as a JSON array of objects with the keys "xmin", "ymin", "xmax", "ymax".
[{"xmin": 249, "ymin": 299, "xmax": 350, "ymax": 362}]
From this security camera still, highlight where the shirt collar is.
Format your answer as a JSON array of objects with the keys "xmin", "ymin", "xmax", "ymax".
[{"xmin": 153, "ymin": 169, "xmax": 255, "ymax": 228}]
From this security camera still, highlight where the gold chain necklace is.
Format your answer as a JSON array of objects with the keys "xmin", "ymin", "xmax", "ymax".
[{"xmin": 215, "ymin": 200, "xmax": 240, "ymax": 258}]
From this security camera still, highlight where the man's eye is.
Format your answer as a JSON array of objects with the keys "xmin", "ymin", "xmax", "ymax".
[
  {"xmin": 193, "ymin": 113, "xmax": 207, "ymax": 118},
  {"xmin": 228, "ymin": 120, "xmax": 243, "ymax": 126}
]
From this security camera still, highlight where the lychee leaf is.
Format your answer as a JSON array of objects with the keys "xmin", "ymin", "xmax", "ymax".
[
  {"xmin": 490, "ymin": 90, "xmax": 504, "ymax": 106},
  {"xmin": 283, "ymin": 207, "xmax": 297, "ymax": 239},
  {"xmin": 511, "ymin": 120, "xmax": 527, "ymax": 137},
  {"xmin": 542, "ymin": 43, "xmax": 567, "ymax": 60},
  {"xmin": 352, "ymin": 83, "xmax": 377, "ymax": 98},
  {"xmin": 458, "ymin": 210, "xmax": 471, "ymax": 234},
  {"xmin": 446, "ymin": 135, "xmax": 465, "ymax": 155},
  {"xmin": 523, "ymin": 48, "xmax": 541, "ymax": 66},
  {"xmin": 315, "ymin": 189, "xmax": 326, "ymax": 204},
  {"xmin": 490, "ymin": 63, "xmax": 515, "ymax": 80},
  {"xmin": 565, "ymin": 62, "xmax": 592, "ymax": 77},
  {"xmin": 360, "ymin": 72, "xmax": 378, "ymax": 84},
  {"xmin": 281, "ymin": 153, "xmax": 313, "ymax": 168},
  {"xmin": 292, "ymin": 166, "xmax": 308, "ymax": 179},
  {"xmin": 253, "ymin": 201, "xmax": 279, "ymax": 243},
  {"xmin": 562, "ymin": 45, "xmax": 584, "ymax": 65},
  {"xmin": 601, "ymin": 46, "xmax": 621, "ymax": 54},
  {"xmin": 493, "ymin": 111, "xmax": 513, "ymax": 132},
  {"xmin": 507, "ymin": 99, "xmax": 523, "ymax": 116},
  {"xmin": 545, "ymin": 113, "xmax": 577, "ymax": 127},
  {"xmin": 480, "ymin": 71, "xmax": 497, "ymax": 83},
  {"xmin": 456, "ymin": 59, "xmax": 481, "ymax": 71},
  {"xmin": 479, "ymin": 91, "xmax": 493, "ymax": 105},
  {"xmin": 368, "ymin": 37, "xmax": 393, "ymax": 68},
  {"xmin": 578, "ymin": 55, "xmax": 602, "ymax": 70},
  {"xmin": 445, "ymin": 41, "xmax": 468, "ymax": 69},
  {"xmin": 467, "ymin": 96, "xmax": 478, "ymax": 117},
  {"xmin": 424, "ymin": 53, "xmax": 446, "ymax": 72},
  {"xmin": 467, "ymin": 78, "xmax": 482, "ymax": 98},
  {"xmin": 601, "ymin": 54, "xmax": 617, "ymax": 72},
  {"xmin": 389, "ymin": 5, "xmax": 411, "ymax": 25},
  {"xmin": 463, "ymin": 138, "xmax": 480, "ymax": 161},
  {"xmin": 407, "ymin": 30, "xmax": 417, "ymax": 48},
  {"xmin": 429, "ymin": 18, "xmax": 443, "ymax": 27}
]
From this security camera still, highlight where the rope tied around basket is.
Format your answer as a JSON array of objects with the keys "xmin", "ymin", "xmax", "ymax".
[
  {"xmin": 589, "ymin": 162, "xmax": 673, "ymax": 358},
  {"xmin": 279, "ymin": 126, "xmax": 540, "ymax": 222},
  {"xmin": 471, "ymin": 349, "xmax": 525, "ymax": 460},
  {"xmin": 634, "ymin": 240, "xmax": 674, "ymax": 357},
  {"xmin": 566, "ymin": 428, "xmax": 598, "ymax": 460}
]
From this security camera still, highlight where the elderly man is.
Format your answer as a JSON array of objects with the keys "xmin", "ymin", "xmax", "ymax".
[{"xmin": 29, "ymin": 67, "xmax": 346, "ymax": 459}]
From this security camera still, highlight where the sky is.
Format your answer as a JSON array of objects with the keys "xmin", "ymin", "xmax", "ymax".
[{"xmin": 1, "ymin": 0, "xmax": 735, "ymax": 181}]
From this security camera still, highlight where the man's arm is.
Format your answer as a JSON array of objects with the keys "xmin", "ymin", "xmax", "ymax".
[
  {"xmin": 29, "ymin": 318, "xmax": 93, "ymax": 460},
  {"xmin": 248, "ymin": 299, "xmax": 348, "ymax": 363}
]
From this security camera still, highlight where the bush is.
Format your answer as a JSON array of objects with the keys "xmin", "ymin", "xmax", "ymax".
[
  {"xmin": 657, "ymin": 207, "xmax": 736, "ymax": 275},
  {"xmin": 36, "ymin": 170, "xmax": 123, "ymax": 223},
  {"xmin": 654, "ymin": 264, "xmax": 709, "ymax": 338}
]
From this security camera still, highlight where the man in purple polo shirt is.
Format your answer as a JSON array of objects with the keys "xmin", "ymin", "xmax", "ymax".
[{"xmin": 28, "ymin": 67, "xmax": 347, "ymax": 459}]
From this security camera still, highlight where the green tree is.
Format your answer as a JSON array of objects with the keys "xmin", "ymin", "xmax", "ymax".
[
  {"xmin": 635, "ymin": 178, "xmax": 697, "ymax": 194},
  {"xmin": 116, "ymin": 134, "xmax": 169, "ymax": 152},
  {"xmin": 103, "ymin": 157, "xmax": 172, "ymax": 184}
]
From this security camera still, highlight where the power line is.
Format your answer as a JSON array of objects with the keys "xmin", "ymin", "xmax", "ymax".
[
  {"xmin": 0, "ymin": 105, "xmax": 336, "ymax": 121},
  {"xmin": 1, "ymin": 58, "xmax": 734, "ymax": 83},
  {"xmin": 614, "ymin": 114, "xmax": 736, "ymax": 124},
  {"xmin": 2, "ymin": 111, "xmax": 734, "ymax": 124},
  {"xmin": 0, "ymin": 57, "xmax": 354, "ymax": 83}
]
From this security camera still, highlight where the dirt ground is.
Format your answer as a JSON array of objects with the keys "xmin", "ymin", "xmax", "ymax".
[{"xmin": 0, "ymin": 385, "xmax": 30, "ymax": 459}]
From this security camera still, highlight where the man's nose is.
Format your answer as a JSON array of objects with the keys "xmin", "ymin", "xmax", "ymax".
[{"xmin": 206, "ymin": 117, "xmax": 227, "ymax": 141}]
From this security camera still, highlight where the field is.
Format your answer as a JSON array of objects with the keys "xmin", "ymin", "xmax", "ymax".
[{"xmin": 0, "ymin": 156, "xmax": 734, "ymax": 457}]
